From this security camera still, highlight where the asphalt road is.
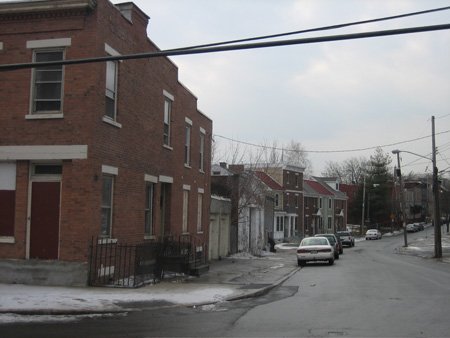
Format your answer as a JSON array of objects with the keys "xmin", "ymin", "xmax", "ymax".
[{"xmin": 3, "ymin": 231, "xmax": 450, "ymax": 337}]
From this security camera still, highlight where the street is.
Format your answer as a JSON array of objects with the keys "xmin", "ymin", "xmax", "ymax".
[{"xmin": 3, "ymin": 230, "xmax": 450, "ymax": 337}]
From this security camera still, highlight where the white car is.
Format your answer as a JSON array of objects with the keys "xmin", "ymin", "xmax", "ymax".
[
  {"xmin": 297, "ymin": 237, "xmax": 335, "ymax": 266},
  {"xmin": 365, "ymin": 229, "xmax": 382, "ymax": 240}
]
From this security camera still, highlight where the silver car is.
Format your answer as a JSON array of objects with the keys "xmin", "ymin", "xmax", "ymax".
[
  {"xmin": 297, "ymin": 237, "xmax": 335, "ymax": 266},
  {"xmin": 365, "ymin": 229, "xmax": 382, "ymax": 240}
]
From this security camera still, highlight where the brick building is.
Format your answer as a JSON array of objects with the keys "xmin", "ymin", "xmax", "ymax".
[{"xmin": 0, "ymin": 0, "xmax": 212, "ymax": 285}]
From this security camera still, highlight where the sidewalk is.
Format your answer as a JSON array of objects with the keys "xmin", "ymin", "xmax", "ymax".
[
  {"xmin": 1, "ymin": 231, "xmax": 448, "ymax": 318},
  {"xmin": 0, "ymin": 249, "xmax": 299, "ymax": 316}
]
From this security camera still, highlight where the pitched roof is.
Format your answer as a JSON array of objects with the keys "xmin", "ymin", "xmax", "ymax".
[
  {"xmin": 255, "ymin": 171, "xmax": 284, "ymax": 191},
  {"xmin": 304, "ymin": 180, "xmax": 334, "ymax": 196}
]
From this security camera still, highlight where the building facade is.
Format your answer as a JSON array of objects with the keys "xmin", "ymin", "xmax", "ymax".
[{"xmin": 0, "ymin": 0, "xmax": 212, "ymax": 285}]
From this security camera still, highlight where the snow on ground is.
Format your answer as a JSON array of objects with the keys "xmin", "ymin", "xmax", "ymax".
[{"xmin": 0, "ymin": 282, "xmax": 235, "ymax": 314}]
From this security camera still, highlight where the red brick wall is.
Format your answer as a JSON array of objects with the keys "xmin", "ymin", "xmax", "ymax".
[{"xmin": 0, "ymin": 0, "xmax": 212, "ymax": 262}]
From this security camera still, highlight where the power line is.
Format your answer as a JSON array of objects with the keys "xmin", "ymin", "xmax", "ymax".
[
  {"xmin": 214, "ymin": 130, "xmax": 450, "ymax": 154},
  {"xmin": 2, "ymin": 23, "xmax": 450, "ymax": 72},
  {"xmin": 166, "ymin": 6, "xmax": 450, "ymax": 51}
]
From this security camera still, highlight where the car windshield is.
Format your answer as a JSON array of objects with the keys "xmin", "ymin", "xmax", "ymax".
[{"xmin": 302, "ymin": 238, "xmax": 328, "ymax": 246}]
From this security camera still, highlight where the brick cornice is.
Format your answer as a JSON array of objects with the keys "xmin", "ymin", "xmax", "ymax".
[{"xmin": 0, "ymin": 0, "xmax": 97, "ymax": 19}]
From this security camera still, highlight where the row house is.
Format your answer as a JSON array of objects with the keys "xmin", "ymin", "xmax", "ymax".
[
  {"xmin": 255, "ymin": 164, "xmax": 305, "ymax": 242},
  {"xmin": 304, "ymin": 178, "xmax": 348, "ymax": 235},
  {"xmin": 0, "ymin": 0, "xmax": 212, "ymax": 285}
]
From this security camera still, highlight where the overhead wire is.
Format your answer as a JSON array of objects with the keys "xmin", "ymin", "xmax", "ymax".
[
  {"xmin": 165, "ymin": 5, "xmax": 450, "ymax": 51},
  {"xmin": 214, "ymin": 130, "xmax": 450, "ymax": 154}
]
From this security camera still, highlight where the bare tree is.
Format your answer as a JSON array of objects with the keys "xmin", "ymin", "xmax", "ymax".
[{"xmin": 322, "ymin": 156, "xmax": 368, "ymax": 185}]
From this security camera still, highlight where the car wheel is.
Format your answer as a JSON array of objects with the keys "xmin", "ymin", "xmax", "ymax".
[
  {"xmin": 340, "ymin": 249, "xmax": 343, "ymax": 254},
  {"xmin": 335, "ymin": 253, "xmax": 340, "ymax": 260},
  {"xmin": 298, "ymin": 260, "xmax": 305, "ymax": 267},
  {"xmin": 328, "ymin": 259, "xmax": 334, "ymax": 265}
]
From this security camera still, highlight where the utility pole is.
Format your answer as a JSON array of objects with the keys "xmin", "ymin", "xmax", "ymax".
[
  {"xmin": 432, "ymin": 116, "xmax": 442, "ymax": 258},
  {"xmin": 361, "ymin": 176, "xmax": 366, "ymax": 236},
  {"xmin": 392, "ymin": 150, "xmax": 408, "ymax": 247}
]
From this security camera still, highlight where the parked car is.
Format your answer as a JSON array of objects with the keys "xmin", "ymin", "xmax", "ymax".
[
  {"xmin": 315, "ymin": 234, "xmax": 340, "ymax": 259},
  {"xmin": 297, "ymin": 237, "xmax": 334, "ymax": 266},
  {"xmin": 365, "ymin": 229, "xmax": 382, "ymax": 240},
  {"xmin": 337, "ymin": 231, "xmax": 355, "ymax": 247},
  {"xmin": 417, "ymin": 223, "xmax": 425, "ymax": 231},
  {"xmin": 406, "ymin": 223, "xmax": 421, "ymax": 232},
  {"xmin": 334, "ymin": 233, "xmax": 344, "ymax": 254}
]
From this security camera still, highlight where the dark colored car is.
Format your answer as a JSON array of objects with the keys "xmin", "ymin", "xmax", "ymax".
[
  {"xmin": 315, "ymin": 234, "xmax": 340, "ymax": 259},
  {"xmin": 337, "ymin": 231, "xmax": 355, "ymax": 247},
  {"xmin": 334, "ymin": 233, "xmax": 344, "ymax": 254}
]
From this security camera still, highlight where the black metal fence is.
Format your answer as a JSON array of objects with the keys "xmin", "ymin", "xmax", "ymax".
[{"xmin": 88, "ymin": 236, "xmax": 207, "ymax": 288}]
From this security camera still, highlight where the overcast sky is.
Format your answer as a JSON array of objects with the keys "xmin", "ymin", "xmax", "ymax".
[{"xmin": 111, "ymin": 0, "xmax": 450, "ymax": 177}]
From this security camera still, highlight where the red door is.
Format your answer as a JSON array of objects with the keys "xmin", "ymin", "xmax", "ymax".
[{"xmin": 30, "ymin": 181, "xmax": 61, "ymax": 260}]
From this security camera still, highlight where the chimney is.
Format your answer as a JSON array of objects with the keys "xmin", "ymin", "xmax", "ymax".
[{"xmin": 219, "ymin": 162, "xmax": 227, "ymax": 169}]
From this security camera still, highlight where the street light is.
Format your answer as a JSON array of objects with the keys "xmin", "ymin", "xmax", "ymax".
[
  {"xmin": 392, "ymin": 150, "xmax": 408, "ymax": 247},
  {"xmin": 392, "ymin": 148, "xmax": 442, "ymax": 258}
]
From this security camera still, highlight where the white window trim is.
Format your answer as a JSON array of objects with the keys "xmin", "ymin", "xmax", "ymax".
[
  {"xmin": 183, "ymin": 185, "xmax": 191, "ymax": 191},
  {"xmin": 144, "ymin": 174, "xmax": 158, "ymax": 183},
  {"xmin": 198, "ymin": 188, "xmax": 204, "ymax": 194},
  {"xmin": 27, "ymin": 38, "xmax": 71, "ymax": 49},
  {"xmin": 163, "ymin": 90, "xmax": 174, "ymax": 101},
  {"xmin": 185, "ymin": 117, "xmax": 193, "ymax": 126},
  {"xmin": 102, "ymin": 116, "xmax": 122, "ymax": 128},
  {"xmin": 105, "ymin": 43, "xmax": 120, "ymax": 57},
  {"xmin": 159, "ymin": 175, "xmax": 173, "ymax": 184},
  {"xmin": 102, "ymin": 165, "xmax": 118, "ymax": 176}
]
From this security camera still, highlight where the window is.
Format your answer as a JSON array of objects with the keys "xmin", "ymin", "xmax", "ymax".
[
  {"xmin": 276, "ymin": 216, "xmax": 284, "ymax": 232},
  {"xmin": 185, "ymin": 124, "xmax": 191, "ymax": 166},
  {"xmin": 305, "ymin": 196, "xmax": 309, "ymax": 208},
  {"xmin": 294, "ymin": 216, "xmax": 298, "ymax": 231},
  {"xmin": 199, "ymin": 132, "xmax": 205, "ymax": 172},
  {"xmin": 101, "ymin": 175, "xmax": 114, "ymax": 237},
  {"xmin": 328, "ymin": 216, "xmax": 332, "ymax": 230},
  {"xmin": 275, "ymin": 193, "xmax": 279, "ymax": 208},
  {"xmin": 163, "ymin": 99, "xmax": 171, "ymax": 146},
  {"xmin": 32, "ymin": 50, "xmax": 64, "ymax": 114},
  {"xmin": 286, "ymin": 172, "xmax": 290, "ymax": 184},
  {"xmin": 145, "ymin": 184, "xmax": 154, "ymax": 235},
  {"xmin": 295, "ymin": 194, "xmax": 299, "ymax": 208},
  {"xmin": 197, "ymin": 193, "xmax": 203, "ymax": 233},
  {"xmin": 286, "ymin": 193, "xmax": 289, "ymax": 206},
  {"xmin": 182, "ymin": 189, "xmax": 189, "ymax": 233},
  {"xmin": 328, "ymin": 198, "xmax": 332, "ymax": 210},
  {"xmin": 319, "ymin": 197, "xmax": 323, "ymax": 209},
  {"xmin": 295, "ymin": 174, "xmax": 299, "ymax": 187},
  {"xmin": 105, "ymin": 60, "xmax": 118, "ymax": 120}
]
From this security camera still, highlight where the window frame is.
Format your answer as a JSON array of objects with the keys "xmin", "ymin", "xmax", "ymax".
[
  {"xmin": 182, "ymin": 189, "xmax": 189, "ymax": 234},
  {"xmin": 185, "ymin": 123, "xmax": 191, "ymax": 167},
  {"xmin": 197, "ymin": 191, "xmax": 203, "ymax": 233},
  {"xmin": 30, "ymin": 49, "xmax": 65, "ymax": 115},
  {"xmin": 105, "ymin": 59, "xmax": 118, "ymax": 121},
  {"xmin": 144, "ymin": 183, "xmax": 155, "ymax": 236},
  {"xmin": 101, "ymin": 174, "xmax": 114, "ymax": 238},
  {"xmin": 199, "ymin": 131, "xmax": 205, "ymax": 172}
]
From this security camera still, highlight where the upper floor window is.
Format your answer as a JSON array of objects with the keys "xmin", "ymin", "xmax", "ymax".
[
  {"xmin": 199, "ymin": 130, "xmax": 205, "ymax": 172},
  {"xmin": 185, "ymin": 118, "xmax": 192, "ymax": 167},
  {"xmin": 328, "ymin": 198, "xmax": 332, "ymax": 209},
  {"xmin": 32, "ymin": 50, "xmax": 64, "ymax": 114},
  {"xmin": 163, "ymin": 99, "xmax": 171, "ymax": 146},
  {"xmin": 295, "ymin": 174, "xmax": 299, "ymax": 188},
  {"xmin": 275, "ymin": 193, "xmax": 279, "ymax": 208},
  {"xmin": 105, "ymin": 60, "xmax": 118, "ymax": 120},
  {"xmin": 319, "ymin": 197, "xmax": 323, "ymax": 209},
  {"xmin": 286, "ymin": 172, "xmax": 290, "ymax": 185}
]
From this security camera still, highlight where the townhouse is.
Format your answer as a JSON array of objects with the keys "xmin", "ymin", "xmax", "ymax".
[{"xmin": 0, "ymin": 0, "xmax": 212, "ymax": 285}]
